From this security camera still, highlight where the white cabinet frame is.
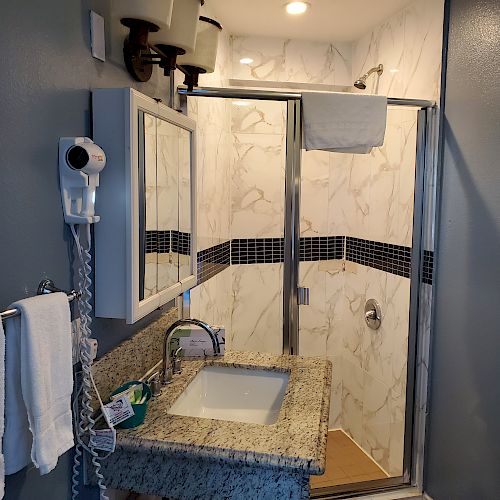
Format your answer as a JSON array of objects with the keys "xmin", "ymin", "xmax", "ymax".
[{"xmin": 93, "ymin": 88, "xmax": 197, "ymax": 323}]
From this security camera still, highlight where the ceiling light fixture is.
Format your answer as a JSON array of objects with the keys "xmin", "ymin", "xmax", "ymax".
[
  {"xmin": 239, "ymin": 57, "xmax": 254, "ymax": 64},
  {"xmin": 285, "ymin": 1, "xmax": 309, "ymax": 15}
]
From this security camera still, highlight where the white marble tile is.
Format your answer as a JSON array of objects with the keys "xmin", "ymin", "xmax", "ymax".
[
  {"xmin": 144, "ymin": 113, "xmax": 157, "ymax": 232},
  {"xmin": 157, "ymin": 252, "xmax": 178, "ymax": 292},
  {"xmin": 398, "ymin": 109, "xmax": 418, "ymax": 247},
  {"xmin": 327, "ymin": 153, "xmax": 350, "ymax": 236},
  {"xmin": 402, "ymin": 0, "xmax": 445, "ymax": 101},
  {"xmin": 156, "ymin": 118, "xmax": 179, "ymax": 231},
  {"xmin": 144, "ymin": 253, "xmax": 157, "ymax": 299},
  {"xmin": 230, "ymin": 263, "xmax": 283, "ymax": 354},
  {"xmin": 342, "ymin": 263, "xmax": 367, "ymax": 369},
  {"xmin": 231, "ymin": 133, "xmax": 285, "ymax": 239},
  {"xmin": 213, "ymin": 267, "xmax": 233, "ymax": 347},
  {"xmin": 300, "ymin": 150, "xmax": 330, "ymax": 237},
  {"xmin": 323, "ymin": 260, "xmax": 345, "ymax": 357},
  {"xmin": 352, "ymin": 10, "xmax": 405, "ymax": 97},
  {"xmin": 361, "ymin": 371, "xmax": 391, "ymax": 472},
  {"xmin": 178, "ymin": 128, "xmax": 192, "ymax": 234},
  {"xmin": 341, "ymin": 358, "xmax": 364, "ymax": 444},
  {"xmin": 231, "ymin": 100, "xmax": 286, "ymax": 135},
  {"xmin": 298, "ymin": 261, "xmax": 327, "ymax": 357},
  {"xmin": 343, "ymin": 153, "xmax": 372, "ymax": 240},
  {"xmin": 328, "ymin": 355, "xmax": 343, "ymax": 430},
  {"xmin": 232, "ymin": 36, "xmax": 352, "ymax": 86}
]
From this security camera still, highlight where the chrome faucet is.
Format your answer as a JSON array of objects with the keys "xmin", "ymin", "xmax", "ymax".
[{"xmin": 161, "ymin": 318, "xmax": 221, "ymax": 385}]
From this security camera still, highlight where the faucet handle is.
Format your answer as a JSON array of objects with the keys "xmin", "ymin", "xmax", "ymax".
[
  {"xmin": 173, "ymin": 347, "xmax": 183, "ymax": 374},
  {"xmin": 147, "ymin": 371, "xmax": 162, "ymax": 397}
]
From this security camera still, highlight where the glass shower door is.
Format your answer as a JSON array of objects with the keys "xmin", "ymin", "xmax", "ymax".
[
  {"xmin": 228, "ymin": 98, "xmax": 288, "ymax": 354},
  {"xmin": 299, "ymin": 107, "xmax": 421, "ymax": 493}
]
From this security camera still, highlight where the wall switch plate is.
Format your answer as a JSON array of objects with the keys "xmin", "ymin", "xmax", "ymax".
[{"xmin": 90, "ymin": 11, "xmax": 106, "ymax": 62}]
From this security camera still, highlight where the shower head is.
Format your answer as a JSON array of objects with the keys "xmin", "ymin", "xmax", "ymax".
[{"xmin": 354, "ymin": 64, "xmax": 384, "ymax": 90}]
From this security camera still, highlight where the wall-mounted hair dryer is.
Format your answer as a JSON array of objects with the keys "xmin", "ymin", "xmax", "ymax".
[{"xmin": 59, "ymin": 137, "xmax": 106, "ymax": 224}]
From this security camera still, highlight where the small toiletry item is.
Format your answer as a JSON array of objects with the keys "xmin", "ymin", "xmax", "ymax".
[{"xmin": 109, "ymin": 381, "xmax": 152, "ymax": 429}]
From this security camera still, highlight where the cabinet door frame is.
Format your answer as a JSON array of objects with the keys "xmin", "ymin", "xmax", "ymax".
[{"xmin": 93, "ymin": 88, "xmax": 197, "ymax": 324}]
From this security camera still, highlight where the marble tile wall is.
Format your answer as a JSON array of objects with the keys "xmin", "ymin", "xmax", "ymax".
[
  {"xmin": 351, "ymin": 0, "xmax": 444, "ymax": 101},
  {"xmin": 188, "ymin": 13, "xmax": 233, "ymax": 340},
  {"xmin": 188, "ymin": 0, "xmax": 443, "ymax": 478},
  {"xmin": 231, "ymin": 36, "xmax": 352, "ymax": 87},
  {"xmin": 227, "ymin": 0, "xmax": 442, "ymax": 478}
]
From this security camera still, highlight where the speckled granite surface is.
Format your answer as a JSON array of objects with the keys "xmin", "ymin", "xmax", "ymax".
[
  {"xmin": 95, "ymin": 351, "xmax": 332, "ymax": 499},
  {"xmin": 92, "ymin": 307, "xmax": 178, "ymax": 398}
]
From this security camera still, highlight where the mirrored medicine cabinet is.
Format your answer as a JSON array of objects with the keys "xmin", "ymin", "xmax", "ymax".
[{"xmin": 92, "ymin": 88, "xmax": 197, "ymax": 323}]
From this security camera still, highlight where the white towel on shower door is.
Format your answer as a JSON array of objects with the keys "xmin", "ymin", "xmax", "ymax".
[
  {"xmin": 302, "ymin": 91, "xmax": 387, "ymax": 153},
  {"xmin": 4, "ymin": 292, "xmax": 74, "ymax": 475},
  {"xmin": 0, "ymin": 317, "xmax": 5, "ymax": 498}
]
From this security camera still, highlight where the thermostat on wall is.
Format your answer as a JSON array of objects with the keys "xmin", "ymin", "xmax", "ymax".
[{"xmin": 90, "ymin": 11, "xmax": 106, "ymax": 62}]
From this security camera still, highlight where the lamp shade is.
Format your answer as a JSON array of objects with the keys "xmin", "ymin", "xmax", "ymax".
[
  {"xmin": 177, "ymin": 16, "xmax": 222, "ymax": 73},
  {"xmin": 150, "ymin": 0, "xmax": 203, "ymax": 54},
  {"xmin": 117, "ymin": 0, "xmax": 174, "ymax": 30}
]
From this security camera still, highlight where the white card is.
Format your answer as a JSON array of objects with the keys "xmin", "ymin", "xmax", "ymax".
[
  {"xmin": 92, "ymin": 428, "xmax": 116, "ymax": 452},
  {"xmin": 103, "ymin": 395, "xmax": 135, "ymax": 426}
]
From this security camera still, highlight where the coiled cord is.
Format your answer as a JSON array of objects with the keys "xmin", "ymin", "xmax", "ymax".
[{"xmin": 70, "ymin": 224, "xmax": 109, "ymax": 500}]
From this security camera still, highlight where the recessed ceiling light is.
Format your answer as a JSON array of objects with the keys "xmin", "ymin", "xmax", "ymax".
[
  {"xmin": 232, "ymin": 100, "xmax": 251, "ymax": 107},
  {"xmin": 285, "ymin": 1, "xmax": 309, "ymax": 15},
  {"xmin": 389, "ymin": 68, "xmax": 400, "ymax": 73},
  {"xmin": 239, "ymin": 57, "xmax": 254, "ymax": 65}
]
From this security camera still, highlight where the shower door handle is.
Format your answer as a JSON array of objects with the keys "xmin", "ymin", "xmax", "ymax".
[{"xmin": 297, "ymin": 287, "xmax": 310, "ymax": 305}]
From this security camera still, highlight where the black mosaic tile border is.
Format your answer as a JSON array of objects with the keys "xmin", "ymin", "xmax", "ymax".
[
  {"xmin": 300, "ymin": 236, "xmax": 344, "ymax": 262},
  {"xmin": 231, "ymin": 238, "xmax": 284, "ymax": 264},
  {"xmin": 422, "ymin": 250, "xmax": 434, "ymax": 285},
  {"xmin": 197, "ymin": 241, "xmax": 231, "ymax": 285},
  {"xmin": 147, "ymin": 234, "xmax": 434, "ymax": 286},
  {"xmin": 145, "ymin": 230, "xmax": 191, "ymax": 256},
  {"xmin": 346, "ymin": 237, "xmax": 412, "ymax": 278}
]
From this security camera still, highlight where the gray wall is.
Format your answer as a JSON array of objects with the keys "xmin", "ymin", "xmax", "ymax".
[
  {"xmin": 0, "ymin": 1, "xmax": 171, "ymax": 498},
  {"xmin": 425, "ymin": 0, "xmax": 500, "ymax": 498}
]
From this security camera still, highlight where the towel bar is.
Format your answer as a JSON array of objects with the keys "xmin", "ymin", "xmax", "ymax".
[{"xmin": 0, "ymin": 279, "xmax": 80, "ymax": 321}]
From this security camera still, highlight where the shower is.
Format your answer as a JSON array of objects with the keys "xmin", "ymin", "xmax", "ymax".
[{"xmin": 354, "ymin": 63, "xmax": 384, "ymax": 89}]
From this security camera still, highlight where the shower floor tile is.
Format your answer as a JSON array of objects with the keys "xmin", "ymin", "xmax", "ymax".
[{"xmin": 310, "ymin": 430, "xmax": 388, "ymax": 490}]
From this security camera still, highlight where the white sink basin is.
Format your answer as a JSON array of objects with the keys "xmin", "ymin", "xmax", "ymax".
[{"xmin": 168, "ymin": 366, "xmax": 289, "ymax": 425}]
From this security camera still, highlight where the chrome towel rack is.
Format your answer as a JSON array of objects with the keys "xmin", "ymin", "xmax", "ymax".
[{"xmin": 0, "ymin": 279, "xmax": 80, "ymax": 321}]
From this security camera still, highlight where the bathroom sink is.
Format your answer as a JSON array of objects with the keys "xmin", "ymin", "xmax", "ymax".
[{"xmin": 168, "ymin": 366, "xmax": 289, "ymax": 425}]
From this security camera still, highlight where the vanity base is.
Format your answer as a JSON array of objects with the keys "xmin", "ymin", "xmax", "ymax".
[{"xmin": 98, "ymin": 448, "xmax": 310, "ymax": 499}]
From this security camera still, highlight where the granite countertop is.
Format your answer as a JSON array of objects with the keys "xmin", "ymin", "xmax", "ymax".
[{"xmin": 114, "ymin": 351, "xmax": 332, "ymax": 475}]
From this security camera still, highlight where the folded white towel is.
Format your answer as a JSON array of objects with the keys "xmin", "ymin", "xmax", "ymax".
[
  {"xmin": 0, "ymin": 318, "xmax": 5, "ymax": 498},
  {"xmin": 302, "ymin": 91, "xmax": 387, "ymax": 154},
  {"xmin": 4, "ymin": 293, "xmax": 74, "ymax": 475}
]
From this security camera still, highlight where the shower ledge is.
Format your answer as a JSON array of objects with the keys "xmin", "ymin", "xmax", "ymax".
[{"xmin": 95, "ymin": 351, "xmax": 332, "ymax": 500}]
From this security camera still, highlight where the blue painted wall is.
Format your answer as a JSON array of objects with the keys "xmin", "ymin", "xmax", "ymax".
[
  {"xmin": 0, "ymin": 1, "xmax": 170, "ymax": 498},
  {"xmin": 425, "ymin": 0, "xmax": 500, "ymax": 498}
]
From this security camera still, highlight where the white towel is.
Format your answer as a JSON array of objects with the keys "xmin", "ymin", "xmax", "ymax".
[
  {"xmin": 302, "ymin": 91, "xmax": 387, "ymax": 154},
  {"xmin": 4, "ymin": 293, "xmax": 74, "ymax": 475},
  {"xmin": 0, "ymin": 318, "xmax": 5, "ymax": 498}
]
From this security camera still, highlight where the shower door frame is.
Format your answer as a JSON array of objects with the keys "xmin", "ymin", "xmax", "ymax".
[{"xmin": 179, "ymin": 86, "xmax": 437, "ymax": 498}]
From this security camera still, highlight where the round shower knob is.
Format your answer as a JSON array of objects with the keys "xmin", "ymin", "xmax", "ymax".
[{"xmin": 365, "ymin": 299, "xmax": 382, "ymax": 330}]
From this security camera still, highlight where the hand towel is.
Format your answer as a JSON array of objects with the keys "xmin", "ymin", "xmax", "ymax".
[
  {"xmin": 302, "ymin": 91, "xmax": 387, "ymax": 154},
  {"xmin": 0, "ymin": 318, "xmax": 5, "ymax": 498},
  {"xmin": 4, "ymin": 293, "xmax": 74, "ymax": 475}
]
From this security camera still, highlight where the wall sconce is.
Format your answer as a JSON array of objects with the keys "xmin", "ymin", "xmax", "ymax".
[
  {"xmin": 177, "ymin": 16, "xmax": 222, "ymax": 90},
  {"xmin": 119, "ymin": 0, "xmax": 204, "ymax": 82},
  {"xmin": 118, "ymin": 0, "xmax": 221, "ymax": 97},
  {"xmin": 119, "ymin": 0, "xmax": 174, "ymax": 81},
  {"xmin": 149, "ymin": 0, "xmax": 203, "ymax": 76}
]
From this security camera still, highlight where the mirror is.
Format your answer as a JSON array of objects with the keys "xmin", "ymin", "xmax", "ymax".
[
  {"xmin": 178, "ymin": 127, "xmax": 192, "ymax": 281},
  {"xmin": 138, "ymin": 112, "xmax": 194, "ymax": 302},
  {"xmin": 93, "ymin": 88, "xmax": 196, "ymax": 324}
]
